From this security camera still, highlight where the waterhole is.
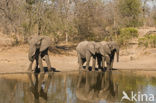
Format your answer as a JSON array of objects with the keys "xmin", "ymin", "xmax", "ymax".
[{"xmin": 0, "ymin": 70, "xmax": 156, "ymax": 103}]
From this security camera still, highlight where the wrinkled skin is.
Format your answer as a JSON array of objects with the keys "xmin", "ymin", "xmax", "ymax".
[
  {"xmin": 95, "ymin": 41, "xmax": 119, "ymax": 70},
  {"xmin": 76, "ymin": 41, "xmax": 97, "ymax": 71},
  {"xmin": 28, "ymin": 35, "xmax": 53, "ymax": 72}
]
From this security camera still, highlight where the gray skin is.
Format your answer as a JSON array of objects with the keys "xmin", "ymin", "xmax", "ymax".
[
  {"xmin": 95, "ymin": 41, "xmax": 112, "ymax": 70},
  {"xmin": 28, "ymin": 35, "xmax": 52, "ymax": 72},
  {"xmin": 76, "ymin": 41, "xmax": 97, "ymax": 71},
  {"xmin": 96, "ymin": 41, "xmax": 119, "ymax": 70}
]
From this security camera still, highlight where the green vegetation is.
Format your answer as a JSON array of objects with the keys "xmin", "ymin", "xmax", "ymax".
[
  {"xmin": 118, "ymin": 0, "xmax": 142, "ymax": 27},
  {"xmin": 117, "ymin": 27, "xmax": 138, "ymax": 46},
  {"xmin": 138, "ymin": 34, "xmax": 156, "ymax": 48}
]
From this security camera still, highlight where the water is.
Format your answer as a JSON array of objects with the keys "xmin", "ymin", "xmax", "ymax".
[{"xmin": 0, "ymin": 70, "xmax": 156, "ymax": 103}]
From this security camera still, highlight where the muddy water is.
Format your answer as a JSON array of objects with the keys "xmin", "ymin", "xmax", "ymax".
[{"xmin": 0, "ymin": 71, "xmax": 156, "ymax": 103}]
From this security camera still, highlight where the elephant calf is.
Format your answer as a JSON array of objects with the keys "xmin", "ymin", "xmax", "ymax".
[
  {"xmin": 76, "ymin": 41, "xmax": 97, "ymax": 71},
  {"xmin": 28, "ymin": 35, "xmax": 53, "ymax": 73}
]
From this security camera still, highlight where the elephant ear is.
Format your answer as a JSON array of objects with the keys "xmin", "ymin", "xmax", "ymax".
[
  {"xmin": 104, "ymin": 45, "xmax": 111, "ymax": 55},
  {"xmin": 99, "ymin": 42, "xmax": 111, "ymax": 56},
  {"xmin": 40, "ymin": 36, "xmax": 52, "ymax": 52},
  {"xmin": 28, "ymin": 36, "xmax": 42, "ymax": 61},
  {"xmin": 87, "ymin": 42, "xmax": 95, "ymax": 55},
  {"xmin": 100, "ymin": 45, "xmax": 111, "ymax": 56}
]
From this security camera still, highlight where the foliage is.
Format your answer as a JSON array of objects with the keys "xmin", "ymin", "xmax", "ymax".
[
  {"xmin": 118, "ymin": 0, "xmax": 142, "ymax": 27},
  {"xmin": 0, "ymin": 0, "xmax": 156, "ymax": 45},
  {"xmin": 152, "ymin": 8, "xmax": 156, "ymax": 26},
  {"xmin": 138, "ymin": 34, "xmax": 156, "ymax": 48},
  {"xmin": 118, "ymin": 27, "xmax": 138, "ymax": 46}
]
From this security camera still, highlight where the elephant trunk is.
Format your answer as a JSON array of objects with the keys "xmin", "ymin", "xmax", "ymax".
[
  {"xmin": 116, "ymin": 49, "xmax": 119, "ymax": 62},
  {"xmin": 28, "ymin": 45, "xmax": 36, "ymax": 62}
]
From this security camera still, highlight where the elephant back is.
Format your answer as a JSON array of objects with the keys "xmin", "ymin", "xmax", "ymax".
[
  {"xmin": 76, "ymin": 41, "xmax": 88, "ymax": 50},
  {"xmin": 100, "ymin": 41, "xmax": 107, "ymax": 46}
]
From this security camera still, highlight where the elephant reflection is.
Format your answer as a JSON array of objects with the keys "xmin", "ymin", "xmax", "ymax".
[
  {"xmin": 76, "ymin": 71, "xmax": 118, "ymax": 102},
  {"xmin": 27, "ymin": 73, "xmax": 53, "ymax": 103}
]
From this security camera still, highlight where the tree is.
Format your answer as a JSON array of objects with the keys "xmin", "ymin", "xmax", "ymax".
[
  {"xmin": 118, "ymin": 0, "xmax": 142, "ymax": 27},
  {"xmin": 152, "ymin": 6, "xmax": 156, "ymax": 26}
]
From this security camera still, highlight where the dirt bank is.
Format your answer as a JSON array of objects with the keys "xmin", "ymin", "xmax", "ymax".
[{"xmin": 0, "ymin": 45, "xmax": 156, "ymax": 73}]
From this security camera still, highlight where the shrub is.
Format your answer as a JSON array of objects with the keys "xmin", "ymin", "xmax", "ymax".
[
  {"xmin": 117, "ymin": 27, "xmax": 138, "ymax": 46},
  {"xmin": 139, "ymin": 34, "xmax": 156, "ymax": 48}
]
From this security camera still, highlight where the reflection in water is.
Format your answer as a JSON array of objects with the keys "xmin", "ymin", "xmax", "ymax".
[
  {"xmin": 76, "ymin": 71, "xmax": 118, "ymax": 102},
  {"xmin": 0, "ymin": 71, "xmax": 155, "ymax": 103},
  {"xmin": 27, "ymin": 73, "xmax": 53, "ymax": 103}
]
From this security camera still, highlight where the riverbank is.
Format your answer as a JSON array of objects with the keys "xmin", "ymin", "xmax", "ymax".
[{"xmin": 0, "ymin": 45, "xmax": 156, "ymax": 73}]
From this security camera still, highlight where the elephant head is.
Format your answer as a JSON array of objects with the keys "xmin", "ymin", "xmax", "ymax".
[
  {"xmin": 97, "ymin": 42, "xmax": 111, "ymax": 56},
  {"xmin": 28, "ymin": 36, "xmax": 52, "ymax": 61},
  {"xmin": 87, "ymin": 41, "xmax": 96, "ymax": 55},
  {"xmin": 99, "ymin": 44, "xmax": 111, "ymax": 56},
  {"xmin": 108, "ymin": 41, "xmax": 119, "ymax": 62}
]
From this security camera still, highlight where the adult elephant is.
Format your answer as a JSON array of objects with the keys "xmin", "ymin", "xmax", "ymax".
[
  {"xmin": 76, "ymin": 41, "xmax": 97, "ymax": 71},
  {"xmin": 27, "ymin": 35, "xmax": 53, "ymax": 72},
  {"xmin": 96, "ymin": 41, "xmax": 119, "ymax": 70}
]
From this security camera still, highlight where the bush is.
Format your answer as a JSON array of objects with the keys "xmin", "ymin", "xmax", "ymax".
[
  {"xmin": 138, "ymin": 34, "xmax": 156, "ymax": 48},
  {"xmin": 117, "ymin": 27, "xmax": 138, "ymax": 46}
]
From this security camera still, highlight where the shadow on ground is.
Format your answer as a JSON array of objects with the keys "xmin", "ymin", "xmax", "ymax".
[
  {"xmin": 82, "ymin": 66, "xmax": 118, "ymax": 72},
  {"xmin": 33, "ymin": 67, "xmax": 60, "ymax": 73}
]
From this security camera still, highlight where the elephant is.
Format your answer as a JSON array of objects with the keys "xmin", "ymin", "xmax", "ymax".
[
  {"xmin": 95, "ymin": 41, "xmax": 119, "ymax": 70},
  {"xmin": 76, "ymin": 41, "xmax": 97, "ymax": 71},
  {"xmin": 107, "ymin": 41, "xmax": 119, "ymax": 69},
  {"xmin": 94, "ymin": 41, "xmax": 112, "ymax": 70},
  {"xmin": 76, "ymin": 71, "xmax": 118, "ymax": 102},
  {"xmin": 27, "ymin": 35, "xmax": 53, "ymax": 72}
]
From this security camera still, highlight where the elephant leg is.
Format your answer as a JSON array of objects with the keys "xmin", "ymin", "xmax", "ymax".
[
  {"xmin": 35, "ymin": 58, "xmax": 40, "ymax": 73},
  {"xmin": 111, "ymin": 58, "xmax": 114, "ymax": 69},
  {"xmin": 110, "ymin": 53, "xmax": 115, "ymax": 69},
  {"xmin": 28, "ymin": 61, "xmax": 33, "ymax": 72},
  {"xmin": 85, "ymin": 53, "xmax": 91, "ymax": 71},
  {"xmin": 105, "ymin": 55, "xmax": 111, "ymax": 70},
  {"xmin": 97, "ymin": 55, "xmax": 102, "ymax": 69},
  {"xmin": 44, "ymin": 54, "xmax": 52, "ymax": 72},
  {"xmin": 82, "ymin": 58, "xmax": 86, "ymax": 65},
  {"xmin": 36, "ymin": 58, "xmax": 38, "ymax": 69},
  {"xmin": 78, "ymin": 53, "xmax": 83, "ymax": 71},
  {"xmin": 92, "ymin": 55, "xmax": 96, "ymax": 71},
  {"xmin": 38, "ymin": 54, "xmax": 44, "ymax": 72},
  {"xmin": 102, "ymin": 56, "xmax": 106, "ymax": 70}
]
